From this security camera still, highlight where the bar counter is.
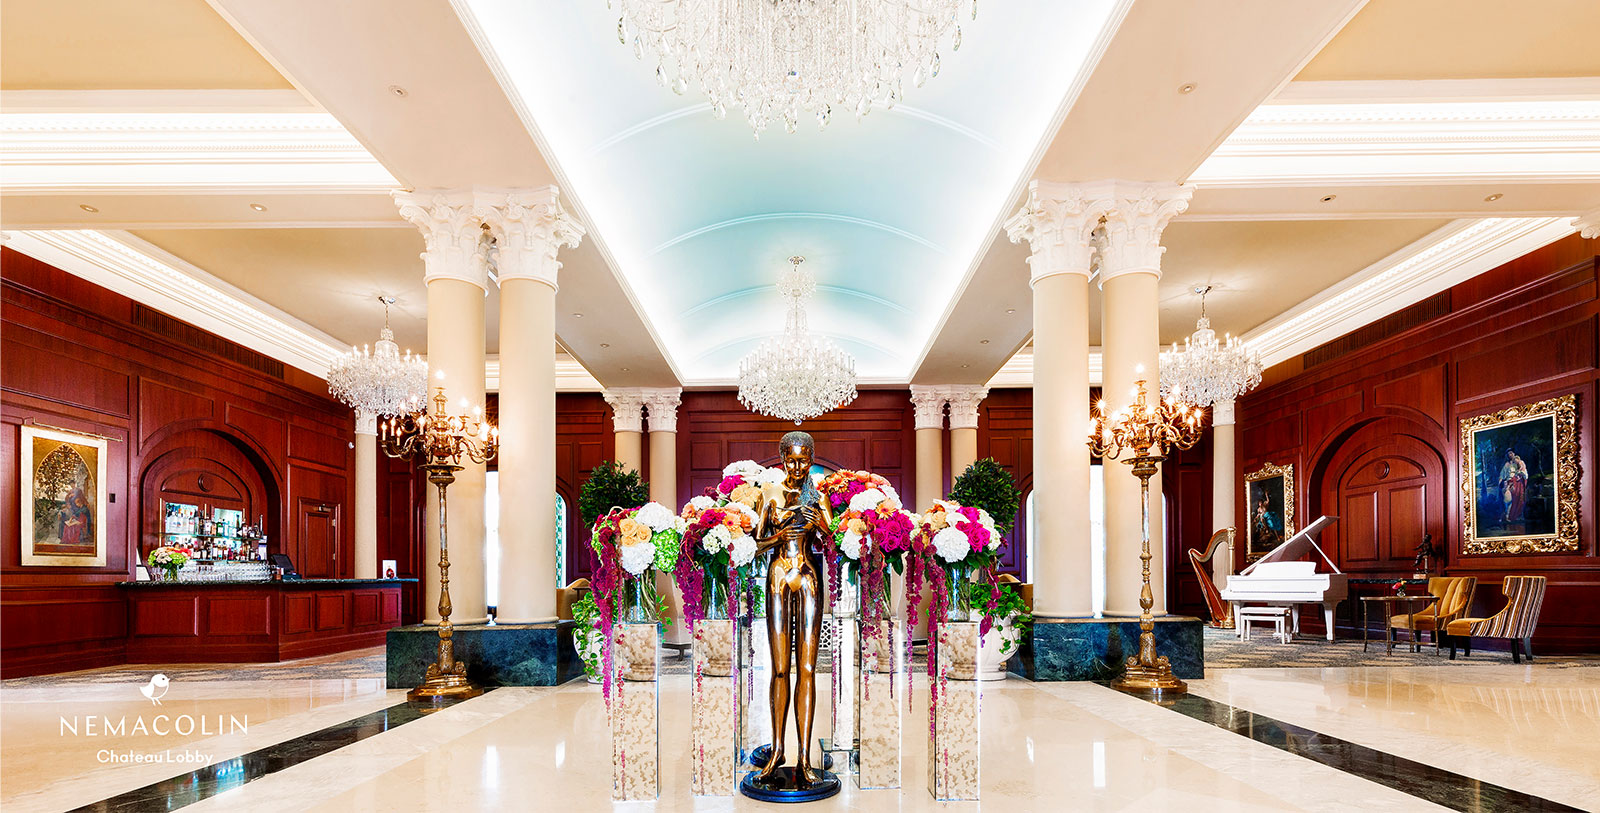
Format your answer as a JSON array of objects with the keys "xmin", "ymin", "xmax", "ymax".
[{"xmin": 116, "ymin": 578, "xmax": 415, "ymax": 663}]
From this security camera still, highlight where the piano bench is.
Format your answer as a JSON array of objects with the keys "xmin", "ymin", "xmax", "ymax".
[{"xmin": 1238, "ymin": 606, "xmax": 1295, "ymax": 644}]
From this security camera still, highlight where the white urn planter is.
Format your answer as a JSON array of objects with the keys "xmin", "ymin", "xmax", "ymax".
[{"xmin": 976, "ymin": 618, "xmax": 1022, "ymax": 681}]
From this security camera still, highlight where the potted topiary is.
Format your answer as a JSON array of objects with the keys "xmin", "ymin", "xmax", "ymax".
[
  {"xmin": 946, "ymin": 458, "xmax": 1022, "ymax": 534},
  {"xmin": 968, "ymin": 581, "xmax": 1032, "ymax": 680},
  {"xmin": 579, "ymin": 460, "xmax": 650, "ymax": 526}
]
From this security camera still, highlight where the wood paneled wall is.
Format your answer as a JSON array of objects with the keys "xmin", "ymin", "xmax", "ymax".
[
  {"xmin": 1236, "ymin": 234, "xmax": 1600, "ymax": 651},
  {"xmin": 2, "ymin": 249, "xmax": 356, "ymax": 676}
]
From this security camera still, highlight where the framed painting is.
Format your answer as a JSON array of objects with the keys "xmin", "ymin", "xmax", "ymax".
[
  {"xmin": 1244, "ymin": 462, "xmax": 1295, "ymax": 561},
  {"xmin": 20, "ymin": 425, "xmax": 109, "ymax": 567},
  {"xmin": 1460, "ymin": 393, "xmax": 1579, "ymax": 554}
]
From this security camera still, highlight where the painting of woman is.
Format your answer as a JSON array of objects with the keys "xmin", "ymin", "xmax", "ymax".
[{"xmin": 1498, "ymin": 449, "xmax": 1529, "ymax": 525}]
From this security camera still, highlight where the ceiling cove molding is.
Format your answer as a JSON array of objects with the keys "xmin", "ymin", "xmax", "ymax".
[
  {"xmin": 1242, "ymin": 217, "xmax": 1574, "ymax": 367},
  {"xmin": 0, "ymin": 89, "xmax": 318, "ymax": 114},
  {"xmin": 5, "ymin": 229, "xmax": 346, "ymax": 377},
  {"xmin": 484, "ymin": 356, "xmax": 601, "ymax": 393},
  {"xmin": 0, "ymin": 110, "xmax": 399, "ymax": 192},
  {"xmin": 1272, "ymin": 78, "xmax": 1600, "ymax": 105},
  {"xmin": 446, "ymin": 0, "xmax": 684, "ymax": 385},
  {"xmin": 1190, "ymin": 100, "xmax": 1600, "ymax": 187},
  {"xmin": 985, "ymin": 346, "xmax": 1103, "ymax": 389}
]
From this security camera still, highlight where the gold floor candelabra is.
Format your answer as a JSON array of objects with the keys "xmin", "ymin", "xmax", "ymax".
[
  {"xmin": 1089, "ymin": 375, "xmax": 1204, "ymax": 697},
  {"xmin": 381, "ymin": 385, "xmax": 498, "ymax": 703}
]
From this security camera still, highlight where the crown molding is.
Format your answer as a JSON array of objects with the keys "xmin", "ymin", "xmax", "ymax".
[
  {"xmin": 0, "ymin": 109, "xmax": 397, "ymax": 192},
  {"xmin": 1191, "ymin": 100, "xmax": 1600, "ymax": 187},
  {"xmin": 1242, "ymin": 217, "xmax": 1575, "ymax": 367},
  {"xmin": 5, "ymin": 229, "xmax": 345, "ymax": 377},
  {"xmin": 0, "ymin": 89, "xmax": 318, "ymax": 114},
  {"xmin": 487, "ymin": 356, "xmax": 602, "ymax": 394},
  {"xmin": 986, "ymin": 347, "xmax": 1103, "ymax": 389}
]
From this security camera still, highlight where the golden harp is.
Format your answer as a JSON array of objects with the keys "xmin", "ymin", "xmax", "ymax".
[{"xmin": 1189, "ymin": 528, "xmax": 1235, "ymax": 629}]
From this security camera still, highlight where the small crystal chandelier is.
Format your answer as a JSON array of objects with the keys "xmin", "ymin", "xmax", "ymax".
[
  {"xmin": 328, "ymin": 296, "xmax": 429, "ymax": 418},
  {"xmin": 612, "ymin": 0, "xmax": 976, "ymax": 137},
  {"xmin": 1159, "ymin": 286, "xmax": 1263, "ymax": 408},
  {"xmin": 738, "ymin": 256, "xmax": 858, "ymax": 423}
]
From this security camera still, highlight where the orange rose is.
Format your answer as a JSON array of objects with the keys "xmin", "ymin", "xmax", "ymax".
[
  {"xmin": 619, "ymin": 517, "xmax": 651, "ymax": 546},
  {"xmin": 847, "ymin": 517, "xmax": 869, "ymax": 536},
  {"xmin": 926, "ymin": 509, "xmax": 948, "ymax": 531},
  {"xmin": 730, "ymin": 484, "xmax": 760, "ymax": 507}
]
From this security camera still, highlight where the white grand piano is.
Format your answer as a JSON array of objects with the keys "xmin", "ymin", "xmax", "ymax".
[{"xmin": 1221, "ymin": 516, "xmax": 1346, "ymax": 641}]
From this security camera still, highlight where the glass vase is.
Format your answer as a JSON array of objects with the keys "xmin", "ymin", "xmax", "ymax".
[
  {"xmin": 701, "ymin": 572, "xmax": 731, "ymax": 621},
  {"xmin": 620, "ymin": 576, "xmax": 655, "ymax": 623},
  {"xmin": 945, "ymin": 561, "xmax": 974, "ymax": 622}
]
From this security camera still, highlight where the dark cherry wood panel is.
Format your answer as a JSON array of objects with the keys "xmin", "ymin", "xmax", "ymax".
[
  {"xmin": 120, "ymin": 583, "xmax": 404, "ymax": 664},
  {"xmin": 1237, "ymin": 234, "xmax": 1600, "ymax": 651}
]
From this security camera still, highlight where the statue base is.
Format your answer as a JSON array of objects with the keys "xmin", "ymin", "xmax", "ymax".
[{"xmin": 739, "ymin": 767, "xmax": 841, "ymax": 803}]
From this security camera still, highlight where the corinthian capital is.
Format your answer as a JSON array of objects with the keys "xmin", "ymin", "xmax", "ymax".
[
  {"xmin": 1004, "ymin": 180, "xmax": 1117, "ymax": 287},
  {"xmin": 1576, "ymin": 206, "xmax": 1600, "ymax": 239},
  {"xmin": 1098, "ymin": 182, "xmax": 1194, "ymax": 282},
  {"xmin": 393, "ymin": 189, "xmax": 490, "ymax": 291},
  {"xmin": 946, "ymin": 385, "xmax": 989, "ymax": 430},
  {"xmin": 909, "ymin": 385, "xmax": 948, "ymax": 430},
  {"xmin": 641, "ymin": 388, "xmax": 682, "ymax": 434},
  {"xmin": 603, "ymin": 388, "xmax": 646, "ymax": 434},
  {"xmin": 475, "ymin": 187, "xmax": 586, "ymax": 290}
]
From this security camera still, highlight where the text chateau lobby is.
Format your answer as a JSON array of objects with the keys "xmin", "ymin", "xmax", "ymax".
[{"xmin": 3, "ymin": 1, "xmax": 1600, "ymax": 811}]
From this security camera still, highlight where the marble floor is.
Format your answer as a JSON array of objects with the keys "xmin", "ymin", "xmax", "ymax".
[{"xmin": 3, "ymin": 649, "xmax": 1597, "ymax": 812}]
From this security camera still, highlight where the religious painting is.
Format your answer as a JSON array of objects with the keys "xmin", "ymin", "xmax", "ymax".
[
  {"xmin": 1243, "ymin": 462, "xmax": 1295, "ymax": 561},
  {"xmin": 1461, "ymin": 393, "xmax": 1579, "ymax": 554},
  {"xmin": 20, "ymin": 425, "xmax": 109, "ymax": 567}
]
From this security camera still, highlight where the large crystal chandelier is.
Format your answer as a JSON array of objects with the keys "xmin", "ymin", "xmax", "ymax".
[
  {"xmin": 612, "ymin": 0, "xmax": 976, "ymax": 136},
  {"xmin": 1159, "ymin": 286, "xmax": 1263, "ymax": 408},
  {"xmin": 328, "ymin": 296, "xmax": 429, "ymax": 418},
  {"xmin": 738, "ymin": 256, "xmax": 857, "ymax": 423}
]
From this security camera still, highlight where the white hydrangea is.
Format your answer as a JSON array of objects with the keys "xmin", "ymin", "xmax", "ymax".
[
  {"xmin": 839, "ymin": 530, "xmax": 865, "ymax": 560},
  {"xmin": 723, "ymin": 460, "xmax": 766, "ymax": 478},
  {"xmin": 729, "ymin": 533, "xmax": 758, "ymax": 567},
  {"xmin": 880, "ymin": 484, "xmax": 903, "ymax": 509},
  {"xmin": 932, "ymin": 526, "xmax": 970, "ymax": 563},
  {"xmin": 704, "ymin": 524, "xmax": 734, "ymax": 553},
  {"xmin": 755, "ymin": 466, "xmax": 786, "ymax": 486},
  {"xmin": 688, "ymin": 495, "xmax": 715, "ymax": 512},
  {"xmin": 619, "ymin": 540, "xmax": 656, "ymax": 575},
  {"xmin": 848, "ymin": 488, "xmax": 886, "ymax": 513},
  {"xmin": 633, "ymin": 501, "xmax": 676, "ymax": 533}
]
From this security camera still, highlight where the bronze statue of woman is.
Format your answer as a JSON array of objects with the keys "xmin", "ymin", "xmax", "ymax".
[{"xmin": 740, "ymin": 431, "xmax": 841, "ymax": 801}]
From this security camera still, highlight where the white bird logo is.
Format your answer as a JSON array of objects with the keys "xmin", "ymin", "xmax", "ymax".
[{"xmin": 140, "ymin": 674, "xmax": 171, "ymax": 706}]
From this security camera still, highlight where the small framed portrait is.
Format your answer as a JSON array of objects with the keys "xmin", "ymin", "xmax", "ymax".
[
  {"xmin": 20, "ymin": 425, "xmax": 109, "ymax": 567},
  {"xmin": 1460, "ymin": 393, "xmax": 1579, "ymax": 554},
  {"xmin": 1244, "ymin": 462, "xmax": 1295, "ymax": 561}
]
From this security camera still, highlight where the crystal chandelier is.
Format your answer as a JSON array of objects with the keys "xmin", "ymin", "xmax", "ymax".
[
  {"xmin": 738, "ymin": 256, "xmax": 858, "ymax": 423},
  {"xmin": 1159, "ymin": 286, "xmax": 1263, "ymax": 408},
  {"xmin": 328, "ymin": 296, "xmax": 430, "ymax": 418},
  {"xmin": 612, "ymin": 0, "xmax": 976, "ymax": 136}
]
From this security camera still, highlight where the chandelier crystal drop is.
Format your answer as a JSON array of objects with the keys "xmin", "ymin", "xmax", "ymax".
[
  {"xmin": 612, "ymin": 0, "xmax": 977, "ymax": 136},
  {"xmin": 1159, "ymin": 286, "xmax": 1263, "ymax": 408},
  {"xmin": 738, "ymin": 256, "xmax": 857, "ymax": 424},
  {"xmin": 327, "ymin": 296, "xmax": 430, "ymax": 418}
]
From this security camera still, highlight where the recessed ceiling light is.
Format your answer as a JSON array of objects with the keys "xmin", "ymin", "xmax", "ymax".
[
  {"xmin": 1320, "ymin": 194, "xmax": 1337, "ymax": 203},
  {"xmin": 572, "ymin": 312, "xmax": 583, "ymax": 318},
  {"xmin": 599, "ymin": 343, "xmax": 610, "ymax": 348},
  {"xmin": 620, "ymin": 367, "xmax": 630, "ymax": 372},
  {"xmin": 388, "ymin": 85, "xmax": 409, "ymax": 98},
  {"xmin": 1005, "ymin": 308, "xmax": 1016, "ymax": 314},
  {"xmin": 249, "ymin": 203, "xmax": 267, "ymax": 212},
  {"xmin": 79, "ymin": 204, "xmax": 98, "ymax": 213},
  {"xmin": 1178, "ymin": 83, "xmax": 1197, "ymax": 94},
  {"xmin": 1484, "ymin": 193, "xmax": 1503, "ymax": 202},
  {"xmin": 980, "ymin": 339, "xmax": 990, "ymax": 345},
  {"xmin": 961, "ymin": 363, "xmax": 970, "ymax": 368}
]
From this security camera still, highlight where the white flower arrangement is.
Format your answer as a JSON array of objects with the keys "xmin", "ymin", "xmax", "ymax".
[
  {"xmin": 730, "ymin": 533, "xmax": 757, "ymax": 567},
  {"xmin": 619, "ymin": 539, "xmax": 656, "ymax": 575},
  {"xmin": 839, "ymin": 530, "xmax": 866, "ymax": 560},
  {"xmin": 688, "ymin": 495, "xmax": 716, "ymax": 512},
  {"xmin": 932, "ymin": 526, "xmax": 971, "ymax": 563},
  {"xmin": 704, "ymin": 523, "xmax": 735, "ymax": 554},
  {"xmin": 755, "ymin": 466, "xmax": 786, "ymax": 487},
  {"xmin": 848, "ymin": 488, "xmax": 887, "ymax": 513},
  {"xmin": 722, "ymin": 459, "xmax": 767, "ymax": 479},
  {"xmin": 633, "ymin": 501, "xmax": 677, "ymax": 533}
]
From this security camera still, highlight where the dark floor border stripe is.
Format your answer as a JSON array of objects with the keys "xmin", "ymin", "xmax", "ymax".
[
  {"xmin": 71, "ymin": 700, "xmax": 435, "ymax": 813},
  {"xmin": 1146, "ymin": 691, "xmax": 1582, "ymax": 813}
]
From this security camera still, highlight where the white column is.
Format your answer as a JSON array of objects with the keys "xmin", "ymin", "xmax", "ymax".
[
  {"xmin": 1211, "ymin": 399, "xmax": 1237, "ymax": 585},
  {"xmin": 946, "ymin": 386, "xmax": 988, "ymax": 481},
  {"xmin": 1006, "ymin": 181, "xmax": 1108, "ymax": 618},
  {"xmin": 353, "ymin": 411, "xmax": 378, "ymax": 579},
  {"xmin": 909, "ymin": 386, "xmax": 947, "ymax": 508},
  {"xmin": 478, "ymin": 188, "xmax": 585, "ymax": 625},
  {"xmin": 1098, "ymin": 182, "xmax": 1193, "ymax": 618},
  {"xmin": 603, "ymin": 389, "xmax": 646, "ymax": 476},
  {"xmin": 643, "ymin": 388, "xmax": 686, "ymax": 646},
  {"xmin": 395, "ymin": 190, "xmax": 491, "ymax": 625}
]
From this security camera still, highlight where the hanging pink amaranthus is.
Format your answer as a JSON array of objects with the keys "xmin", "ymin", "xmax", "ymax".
[{"xmin": 588, "ymin": 507, "xmax": 629, "ymax": 705}]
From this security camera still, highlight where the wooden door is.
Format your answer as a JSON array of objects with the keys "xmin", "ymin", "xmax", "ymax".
[
  {"xmin": 296, "ymin": 499, "xmax": 340, "ymax": 578},
  {"xmin": 1331, "ymin": 436, "xmax": 1444, "ymax": 574}
]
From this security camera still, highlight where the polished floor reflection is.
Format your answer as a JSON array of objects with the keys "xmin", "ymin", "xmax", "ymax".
[{"xmin": 4, "ymin": 652, "xmax": 1596, "ymax": 812}]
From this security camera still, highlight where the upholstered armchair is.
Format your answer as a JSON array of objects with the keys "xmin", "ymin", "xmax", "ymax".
[
  {"xmin": 1387, "ymin": 576, "xmax": 1476, "ymax": 650},
  {"xmin": 1445, "ymin": 576, "xmax": 1547, "ymax": 663}
]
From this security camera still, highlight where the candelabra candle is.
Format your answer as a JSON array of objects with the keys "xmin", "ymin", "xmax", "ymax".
[
  {"xmin": 380, "ymin": 385, "xmax": 498, "ymax": 704},
  {"xmin": 1087, "ymin": 377, "xmax": 1205, "ymax": 697}
]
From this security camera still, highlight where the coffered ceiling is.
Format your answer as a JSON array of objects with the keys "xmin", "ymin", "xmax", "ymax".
[{"xmin": 2, "ymin": 0, "xmax": 1597, "ymax": 393}]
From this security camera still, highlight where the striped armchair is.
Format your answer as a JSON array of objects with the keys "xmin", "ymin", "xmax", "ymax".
[
  {"xmin": 1389, "ymin": 576, "xmax": 1476, "ymax": 650},
  {"xmin": 1445, "ymin": 576, "xmax": 1547, "ymax": 663}
]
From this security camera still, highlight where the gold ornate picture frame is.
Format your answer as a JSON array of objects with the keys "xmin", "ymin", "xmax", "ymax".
[
  {"xmin": 1460, "ymin": 393, "xmax": 1579, "ymax": 554},
  {"xmin": 20, "ymin": 424, "xmax": 109, "ymax": 567},
  {"xmin": 1243, "ymin": 462, "xmax": 1295, "ymax": 561}
]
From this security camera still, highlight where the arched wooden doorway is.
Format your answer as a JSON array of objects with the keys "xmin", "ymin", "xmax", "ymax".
[{"xmin": 1314, "ymin": 419, "xmax": 1447, "ymax": 577}]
